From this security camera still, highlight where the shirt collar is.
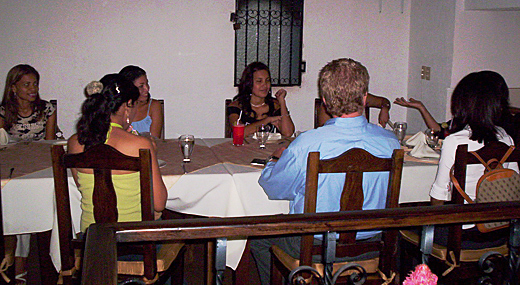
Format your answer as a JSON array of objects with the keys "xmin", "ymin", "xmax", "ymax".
[{"xmin": 324, "ymin": 115, "xmax": 368, "ymax": 128}]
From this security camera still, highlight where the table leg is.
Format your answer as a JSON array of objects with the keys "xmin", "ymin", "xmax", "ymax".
[{"xmin": 35, "ymin": 231, "xmax": 58, "ymax": 285}]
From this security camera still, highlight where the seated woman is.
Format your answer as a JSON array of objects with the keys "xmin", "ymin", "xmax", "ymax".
[
  {"xmin": 317, "ymin": 93, "xmax": 391, "ymax": 128},
  {"xmin": 0, "ymin": 64, "xmax": 56, "ymax": 141},
  {"xmin": 0, "ymin": 64, "xmax": 57, "ymax": 283},
  {"xmin": 119, "ymin": 65, "xmax": 163, "ymax": 139},
  {"xmin": 429, "ymin": 70, "xmax": 518, "ymax": 247},
  {"xmin": 394, "ymin": 96, "xmax": 519, "ymax": 141},
  {"xmin": 227, "ymin": 62, "xmax": 295, "ymax": 137},
  {"xmin": 67, "ymin": 74, "xmax": 167, "ymax": 232}
]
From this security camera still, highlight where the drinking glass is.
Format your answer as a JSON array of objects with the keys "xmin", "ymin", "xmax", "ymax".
[
  {"xmin": 178, "ymin": 135, "xmax": 195, "ymax": 162},
  {"xmin": 256, "ymin": 124, "xmax": 270, "ymax": 149},
  {"xmin": 232, "ymin": 124, "xmax": 245, "ymax": 146},
  {"xmin": 425, "ymin": 128, "xmax": 439, "ymax": 149},
  {"xmin": 393, "ymin": 122, "xmax": 407, "ymax": 145}
]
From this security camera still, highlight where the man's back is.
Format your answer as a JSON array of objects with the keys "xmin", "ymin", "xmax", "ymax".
[{"xmin": 259, "ymin": 116, "xmax": 399, "ymax": 239}]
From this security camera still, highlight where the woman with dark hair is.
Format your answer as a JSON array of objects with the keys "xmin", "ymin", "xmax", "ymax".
[
  {"xmin": 67, "ymin": 74, "xmax": 167, "ymax": 232},
  {"xmin": 431, "ymin": 70, "xmax": 517, "ymax": 205},
  {"xmin": 227, "ymin": 62, "xmax": 295, "ymax": 137},
  {"xmin": 119, "ymin": 65, "xmax": 163, "ymax": 138},
  {"xmin": 0, "ymin": 64, "xmax": 56, "ymax": 141}
]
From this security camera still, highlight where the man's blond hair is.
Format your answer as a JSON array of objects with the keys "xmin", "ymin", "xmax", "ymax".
[{"xmin": 318, "ymin": 58, "xmax": 369, "ymax": 117}]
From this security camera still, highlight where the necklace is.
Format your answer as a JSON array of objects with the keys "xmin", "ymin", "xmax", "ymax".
[{"xmin": 251, "ymin": 102, "xmax": 266, "ymax": 108}]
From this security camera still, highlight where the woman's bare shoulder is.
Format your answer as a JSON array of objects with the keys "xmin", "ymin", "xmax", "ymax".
[{"xmin": 67, "ymin": 134, "xmax": 85, "ymax": 154}]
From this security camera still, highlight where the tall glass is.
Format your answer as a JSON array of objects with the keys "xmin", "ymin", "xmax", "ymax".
[
  {"xmin": 256, "ymin": 124, "xmax": 270, "ymax": 149},
  {"xmin": 178, "ymin": 135, "xmax": 195, "ymax": 162},
  {"xmin": 393, "ymin": 122, "xmax": 407, "ymax": 145},
  {"xmin": 232, "ymin": 124, "xmax": 245, "ymax": 146}
]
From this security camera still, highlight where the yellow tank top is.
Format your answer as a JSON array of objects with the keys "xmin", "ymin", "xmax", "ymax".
[{"xmin": 78, "ymin": 122, "xmax": 141, "ymax": 232}]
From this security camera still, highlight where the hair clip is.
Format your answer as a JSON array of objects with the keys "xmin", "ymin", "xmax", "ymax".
[{"xmin": 85, "ymin": 81, "xmax": 103, "ymax": 96}]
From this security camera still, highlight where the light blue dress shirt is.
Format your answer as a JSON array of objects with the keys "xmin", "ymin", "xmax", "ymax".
[{"xmin": 259, "ymin": 116, "xmax": 400, "ymax": 239}]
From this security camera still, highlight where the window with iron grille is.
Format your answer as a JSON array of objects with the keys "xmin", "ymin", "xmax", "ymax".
[{"xmin": 232, "ymin": 0, "xmax": 304, "ymax": 86}]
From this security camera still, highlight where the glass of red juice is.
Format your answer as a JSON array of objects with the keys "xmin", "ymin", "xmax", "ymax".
[{"xmin": 232, "ymin": 124, "xmax": 245, "ymax": 146}]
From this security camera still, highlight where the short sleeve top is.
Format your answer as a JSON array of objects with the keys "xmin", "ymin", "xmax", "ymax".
[{"xmin": 0, "ymin": 100, "xmax": 55, "ymax": 141}]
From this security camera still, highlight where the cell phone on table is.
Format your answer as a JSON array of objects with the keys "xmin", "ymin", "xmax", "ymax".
[{"xmin": 250, "ymin": 158, "xmax": 267, "ymax": 166}]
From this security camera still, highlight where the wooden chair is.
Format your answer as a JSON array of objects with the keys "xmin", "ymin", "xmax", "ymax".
[
  {"xmin": 0, "ymin": 171, "xmax": 15, "ymax": 285},
  {"xmin": 50, "ymin": 144, "xmax": 184, "ymax": 284},
  {"xmin": 270, "ymin": 148, "xmax": 404, "ymax": 284},
  {"xmin": 50, "ymin": 99, "xmax": 64, "ymax": 139},
  {"xmin": 314, "ymin": 98, "xmax": 370, "ymax": 128},
  {"xmin": 225, "ymin": 99, "xmax": 232, "ymax": 138},
  {"xmin": 158, "ymin": 99, "xmax": 165, "ymax": 139},
  {"xmin": 400, "ymin": 141, "xmax": 520, "ymax": 284}
]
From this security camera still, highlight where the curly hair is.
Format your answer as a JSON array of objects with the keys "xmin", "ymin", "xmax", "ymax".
[
  {"xmin": 76, "ymin": 74, "xmax": 139, "ymax": 149},
  {"xmin": 318, "ymin": 58, "xmax": 369, "ymax": 117},
  {"xmin": 449, "ymin": 70, "xmax": 509, "ymax": 144},
  {"xmin": 232, "ymin": 62, "xmax": 276, "ymax": 122},
  {"xmin": 1, "ymin": 64, "xmax": 45, "ymax": 130}
]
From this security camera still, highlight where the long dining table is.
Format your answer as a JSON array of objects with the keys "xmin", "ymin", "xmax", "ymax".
[{"xmin": 0, "ymin": 135, "xmax": 438, "ymax": 275}]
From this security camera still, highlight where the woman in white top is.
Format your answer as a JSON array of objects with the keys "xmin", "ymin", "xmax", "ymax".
[{"xmin": 429, "ymin": 70, "xmax": 517, "ymax": 248}]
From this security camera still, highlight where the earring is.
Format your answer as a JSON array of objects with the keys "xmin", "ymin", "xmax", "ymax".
[{"xmin": 126, "ymin": 116, "xmax": 130, "ymax": 124}]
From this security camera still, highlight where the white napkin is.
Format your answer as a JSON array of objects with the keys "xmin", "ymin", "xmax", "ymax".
[
  {"xmin": 252, "ymin": 132, "xmax": 282, "ymax": 141},
  {"xmin": 406, "ymin": 131, "xmax": 426, "ymax": 146},
  {"xmin": 0, "ymin": 128, "xmax": 9, "ymax": 145},
  {"xmin": 409, "ymin": 140, "xmax": 440, "ymax": 158}
]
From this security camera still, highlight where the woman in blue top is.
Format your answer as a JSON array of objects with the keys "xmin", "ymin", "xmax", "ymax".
[{"xmin": 119, "ymin": 65, "xmax": 163, "ymax": 138}]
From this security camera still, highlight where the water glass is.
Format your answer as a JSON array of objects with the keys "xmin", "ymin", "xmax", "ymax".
[
  {"xmin": 178, "ymin": 135, "xmax": 195, "ymax": 162},
  {"xmin": 393, "ymin": 122, "xmax": 407, "ymax": 145},
  {"xmin": 425, "ymin": 128, "xmax": 439, "ymax": 149},
  {"xmin": 256, "ymin": 124, "xmax": 270, "ymax": 149}
]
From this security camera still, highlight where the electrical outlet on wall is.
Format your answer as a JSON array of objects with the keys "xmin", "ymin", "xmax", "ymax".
[{"xmin": 421, "ymin": 66, "xmax": 431, "ymax": 80}]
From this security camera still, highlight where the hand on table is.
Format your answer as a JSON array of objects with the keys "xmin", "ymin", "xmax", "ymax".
[{"xmin": 378, "ymin": 108, "xmax": 390, "ymax": 128}]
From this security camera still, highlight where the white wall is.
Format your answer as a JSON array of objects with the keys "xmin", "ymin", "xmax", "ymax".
[
  {"xmin": 3, "ymin": 0, "xmax": 518, "ymax": 138},
  {"xmin": 451, "ymin": 0, "xmax": 520, "ymax": 88},
  {"xmin": 406, "ymin": 0, "xmax": 456, "ymax": 133},
  {"xmin": 0, "ymin": 0, "xmax": 411, "ymax": 138}
]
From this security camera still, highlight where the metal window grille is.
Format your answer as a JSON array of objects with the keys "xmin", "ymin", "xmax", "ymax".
[{"xmin": 233, "ymin": 0, "xmax": 304, "ymax": 86}]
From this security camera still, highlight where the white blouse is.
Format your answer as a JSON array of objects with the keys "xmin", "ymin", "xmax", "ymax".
[{"xmin": 430, "ymin": 126, "xmax": 518, "ymax": 202}]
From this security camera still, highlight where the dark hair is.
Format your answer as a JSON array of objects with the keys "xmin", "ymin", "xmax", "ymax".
[
  {"xmin": 449, "ymin": 70, "xmax": 509, "ymax": 144},
  {"xmin": 232, "ymin": 62, "xmax": 276, "ymax": 121},
  {"xmin": 1, "ymin": 64, "xmax": 45, "ymax": 130},
  {"xmin": 76, "ymin": 74, "xmax": 139, "ymax": 148},
  {"xmin": 119, "ymin": 65, "xmax": 147, "ymax": 83}
]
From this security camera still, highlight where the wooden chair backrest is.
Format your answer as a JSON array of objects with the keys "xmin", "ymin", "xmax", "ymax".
[
  {"xmin": 158, "ymin": 99, "xmax": 165, "ymax": 139},
  {"xmin": 225, "ymin": 99, "xmax": 232, "ymax": 138},
  {"xmin": 314, "ymin": 98, "xmax": 370, "ymax": 128},
  {"xmin": 302, "ymin": 148, "xmax": 404, "ymax": 270},
  {"xmin": 50, "ymin": 144, "xmax": 157, "ymax": 281},
  {"xmin": 450, "ymin": 141, "xmax": 520, "ymax": 260}
]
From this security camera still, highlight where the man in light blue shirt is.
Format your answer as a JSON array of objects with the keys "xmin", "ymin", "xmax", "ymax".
[{"xmin": 250, "ymin": 58, "xmax": 400, "ymax": 285}]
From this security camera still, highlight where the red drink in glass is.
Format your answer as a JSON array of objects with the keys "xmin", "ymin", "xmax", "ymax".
[{"xmin": 232, "ymin": 124, "xmax": 245, "ymax": 146}]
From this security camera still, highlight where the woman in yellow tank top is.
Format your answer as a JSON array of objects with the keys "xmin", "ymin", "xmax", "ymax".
[{"xmin": 67, "ymin": 74, "xmax": 167, "ymax": 232}]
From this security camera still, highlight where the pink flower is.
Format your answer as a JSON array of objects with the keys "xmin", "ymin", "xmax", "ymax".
[{"xmin": 402, "ymin": 264, "xmax": 438, "ymax": 285}]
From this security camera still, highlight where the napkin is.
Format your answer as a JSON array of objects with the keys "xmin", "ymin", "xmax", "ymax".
[
  {"xmin": 406, "ymin": 131, "xmax": 426, "ymax": 146},
  {"xmin": 0, "ymin": 128, "xmax": 9, "ymax": 145},
  {"xmin": 409, "ymin": 142, "xmax": 440, "ymax": 159},
  {"xmin": 252, "ymin": 132, "xmax": 282, "ymax": 141}
]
